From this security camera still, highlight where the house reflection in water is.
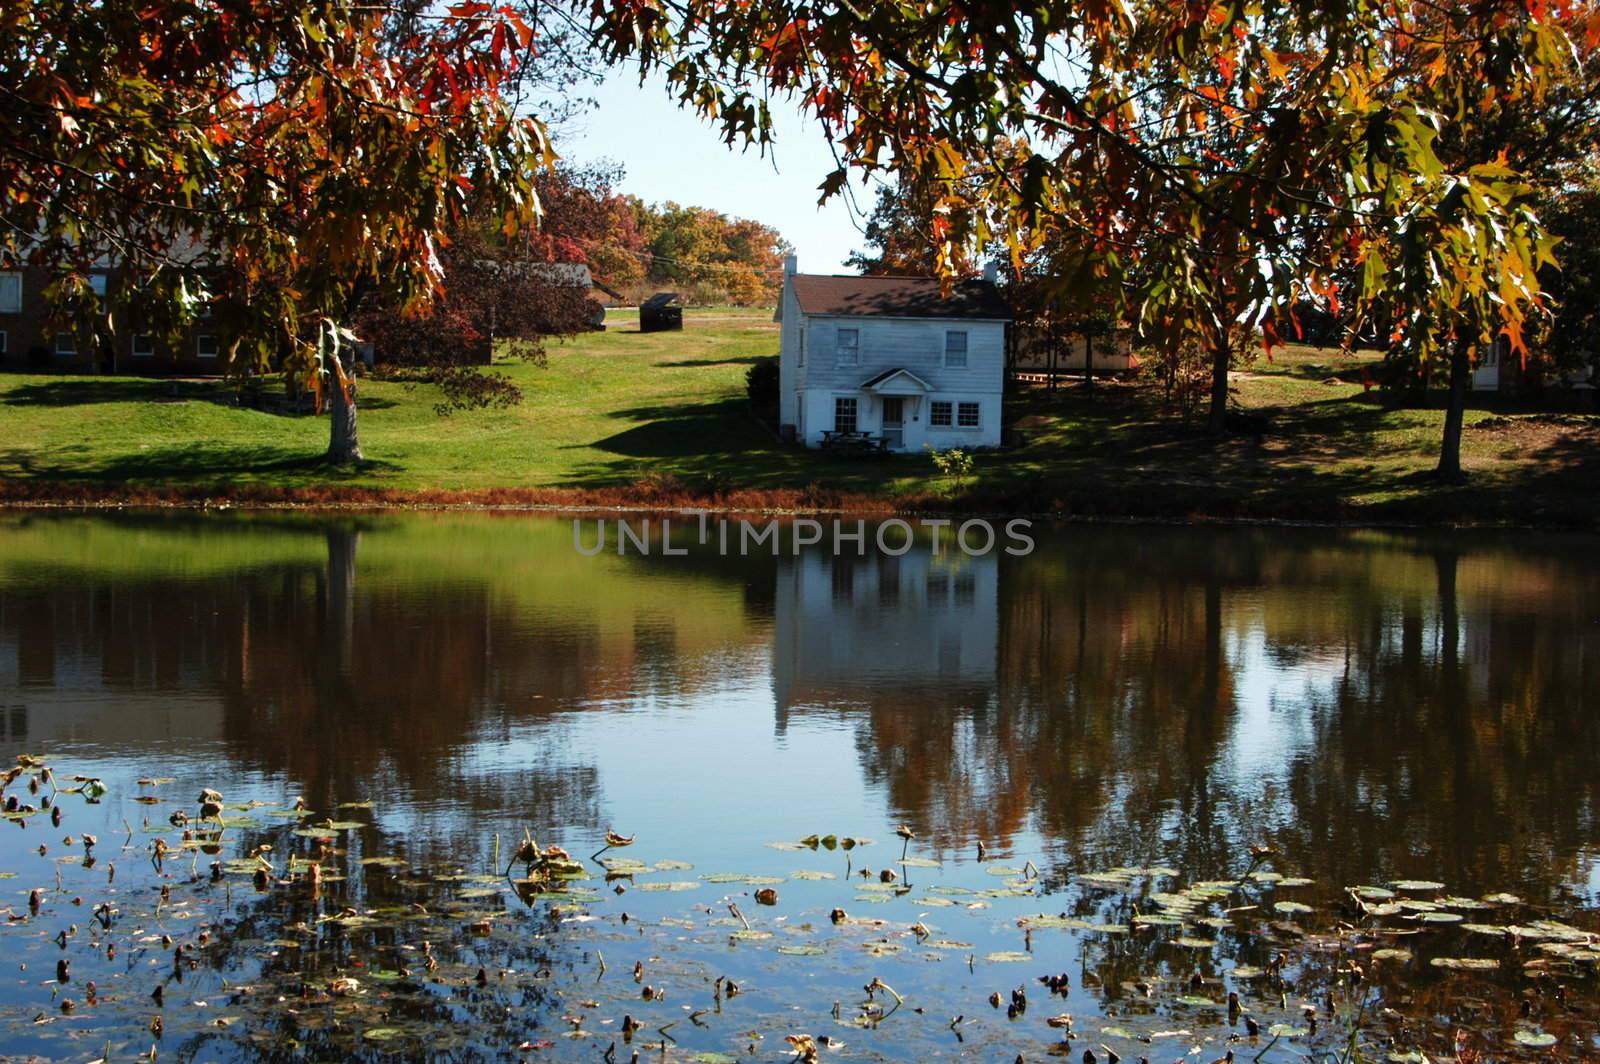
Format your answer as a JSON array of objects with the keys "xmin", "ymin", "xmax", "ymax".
[{"xmin": 772, "ymin": 545, "xmax": 999, "ymax": 732}]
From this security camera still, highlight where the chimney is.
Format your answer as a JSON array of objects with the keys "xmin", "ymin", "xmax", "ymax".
[
  {"xmin": 784, "ymin": 253, "xmax": 798, "ymax": 276},
  {"xmin": 983, "ymin": 260, "xmax": 1000, "ymax": 284}
]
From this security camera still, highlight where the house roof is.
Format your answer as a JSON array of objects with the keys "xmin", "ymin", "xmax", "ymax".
[
  {"xmin": 789, "ymin": 273, "xmax": 1011, "ymax": 321},
  {"xmin": 861, "ymin": 368, "xmax": 932, "ymax": 393}
]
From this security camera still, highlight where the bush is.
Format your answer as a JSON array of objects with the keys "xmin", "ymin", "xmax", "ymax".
[
  {"xmin": 930, "ymin": 447, "xmax": 975, "ymax": 493},
  {"xmin": 745, "ymin": 357, "xmax": 778, "ymax": 408}
]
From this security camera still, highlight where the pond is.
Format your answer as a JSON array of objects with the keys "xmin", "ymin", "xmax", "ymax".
[{"xmin": 0, "ymin": 511, "xmax": 1597, "ymax": 1061}]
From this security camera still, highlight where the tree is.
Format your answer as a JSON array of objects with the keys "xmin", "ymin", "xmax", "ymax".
[
  {"xmin": 591, "ymin": 0, "xmax": 1588, "ymax": 464},
  {"xmin": 1540, "ymin": 171, "xmax": 1600, "ymax": 377},
  {"xmin": 4, "ymin": 1, "xmax": 554, "ymax": 464},
  {"xmin": 844, "ymin": 181, "xmax": 980, "ymax": 277},
  {"xmin": 629, "ymin": 201, "xmax": 790, "ymax": 303},
  {"xmin": 1357, "ymin": 4, "xmax": 1600, "ymax": 478}
]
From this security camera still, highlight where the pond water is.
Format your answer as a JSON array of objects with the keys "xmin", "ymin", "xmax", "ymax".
[{"xmin": 0, "ymin": 512, "xmax": 1597, "ymax": 1062}]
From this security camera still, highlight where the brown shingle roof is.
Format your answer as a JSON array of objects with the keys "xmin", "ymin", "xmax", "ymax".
[{"xmin": 790, "ymin": 274, "xmax": 1010, "ymax": 320}]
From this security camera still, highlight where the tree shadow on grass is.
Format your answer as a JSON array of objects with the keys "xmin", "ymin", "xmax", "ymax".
[
  {"xmin": 2, "ymin": 378, "xmax": 399, "ymax": 412},
  {"xmin": 24, "ymin": 444, "xmax": 399, "ymax": 484},
  {"xmin": 3, "ymin": 379, "xmax": 228, "ymax": 406},
  {"xmin": 657, "ymin": 356, "xmax": 765, "ymax": 368},
  {"xmin": 583, "ymin": 398, "xmax": 774, "ymax": 459}
]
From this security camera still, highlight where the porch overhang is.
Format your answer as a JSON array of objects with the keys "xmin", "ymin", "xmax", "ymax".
[{"xmin": 860, "ymin": 368, "xmax": 932, "ymax": 396}]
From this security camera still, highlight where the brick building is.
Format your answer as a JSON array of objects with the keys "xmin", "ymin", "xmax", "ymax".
[{"xmin": 0, "ymin": 263, "xmax": 230, "ymax": 376}]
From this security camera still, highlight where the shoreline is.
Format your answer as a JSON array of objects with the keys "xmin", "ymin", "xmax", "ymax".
[{"xmin": 2, "ymin": 480, "xmax": 1595, "ymax": 535}]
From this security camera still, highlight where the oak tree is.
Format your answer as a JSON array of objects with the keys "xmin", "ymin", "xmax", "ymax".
[{"xmin": 4, "ymin": 0, "xmax": 554, "ymax": 463}]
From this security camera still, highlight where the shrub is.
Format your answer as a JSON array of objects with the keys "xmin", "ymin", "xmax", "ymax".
[
  {"xmin": 745, "ymin": 357, "xmax": 778, "ymax": 408},
  {"xmin": 929, "ymin": 447, "xmax": 975, "ymax": 493}
]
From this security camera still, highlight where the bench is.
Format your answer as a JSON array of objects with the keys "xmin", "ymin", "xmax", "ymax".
[{"xmin": 819, "ymin": 430, "xmax": 887, "ymax": 455}]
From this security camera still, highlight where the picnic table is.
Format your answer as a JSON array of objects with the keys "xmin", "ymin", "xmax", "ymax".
[{"xmin": 819, "ymin": 430, "xmax": 887, "ymax": 455}]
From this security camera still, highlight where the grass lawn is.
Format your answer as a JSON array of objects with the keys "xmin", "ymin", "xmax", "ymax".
[{"xmin": 0, "ymin": 307, "xmax": 1596, "ymax": 526}]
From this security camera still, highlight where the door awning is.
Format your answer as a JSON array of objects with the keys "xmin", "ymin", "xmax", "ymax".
[{"xmin": 860, "ymin": 368, "xmax": 932, "ymax": 395}]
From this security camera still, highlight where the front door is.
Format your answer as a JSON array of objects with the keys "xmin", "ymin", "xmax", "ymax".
[{"xmin": 881, "ymin": 397, "xmax": 905, "ymax": 450}]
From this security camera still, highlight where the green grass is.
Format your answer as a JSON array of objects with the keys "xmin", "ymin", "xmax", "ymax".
[{"xmin": 0, "ymin": 312, "xmax": 1595, "ymax": 526}]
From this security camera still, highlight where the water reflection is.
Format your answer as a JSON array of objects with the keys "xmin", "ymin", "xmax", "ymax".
[{"xmin": 0, "ymin": 513, "xmax": 1597, "ymax": 903}]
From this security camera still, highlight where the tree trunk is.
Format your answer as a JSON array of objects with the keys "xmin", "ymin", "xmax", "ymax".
[
  {"xmin": 1435, "ymin": 339, "xmax": 1471, "ymax": 481},
  {"xmin": 326, "ymin": 356, "xmax": 362, "ymax": 465},
  {"xmin": 1206, "ymin": 333, "xmax": 1231, "ymax": 436},
  {"xmin": 1083, "ymin": 332, "xmax": 1094, "ymax": 394},
  {"xmin": 326, "ymin": 528, "xmax": 358, "ymax": 675}
]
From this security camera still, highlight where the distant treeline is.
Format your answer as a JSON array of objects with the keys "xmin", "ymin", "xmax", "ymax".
[{"xmin": 520, "ymin": 163, "xmax": 790, "ymax": 306}]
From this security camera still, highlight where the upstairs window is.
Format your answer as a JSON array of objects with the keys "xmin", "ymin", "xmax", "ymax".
[
  {"xmin": 958, "ymin": 401, "xmax": 981, "ymax": 428},
  {"xmin": 930, "ymin": 400, "xmax": 953, "ymax": 427},
  {"xmin": 797, "ymin": 329, "xmax": 805, "ymax": 367},
  {"xmin": 87, "ymin": 273, "xmax": 108, "ymax": 299},
  {"xmin": 0, "ymin": 272, "xmax": 21, "ymax": 314},
  {"xmin": 944, "ymin": 330, "xmax": 968, "ymax": 368},
  {"xmin": 836, "ymin": 327, "xmax": 859, "ymax": 366},
  {"xmin": 834, "ymin": 396, "xmax": 858, "ymax": 433}
]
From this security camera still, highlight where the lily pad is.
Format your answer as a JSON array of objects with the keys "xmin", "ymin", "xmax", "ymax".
[
  {"xmin": 985, "ymin": 951, "xmax": 1033, "ymax": 963},
  {"xmin": 1273, "ymin": 901, "xmax": 1314, "ymax": 915},
  {"xmin": 1512, "ymin": 1030, "xmax": 1557, "ymax": 1048},
  {"xmin": 1175, "ymin": 995, "xmax": 1219, "ymax": 1008},
  {"xmin": 1430, "ymin": 957, "xmax": 1500, "ymax": 971},
  {"xmin": 1417, "ymin": 911, "xmax": 1463, "ymax": 924}
]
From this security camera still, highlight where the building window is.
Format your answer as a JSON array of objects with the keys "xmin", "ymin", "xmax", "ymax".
[
  {"xmin": 0, "ymin": 272, "xmax": 21, "ymax": 313},
  {"xmin": 957, "ymin": 401, "xmax": 981, "ymax": 428},
  {"xmin": 797, "ymin": 329, "xmax": 805, "ymax": 367},
  {"xmin": 836, "ymin": 327, "xmax": 859, "ymax": 366},
  {"xmin": 87, "ymin": 273, "xmax": 108, "ymax": 299},
  {"xmin": 944, "ymin": 330, "xmax": 968, "ymax": 367},
  {"xmin": 196, "ymin": 335, "xmax": 219, "ymax": 359},
  {"xmin": 131, "ymin": 334, "xmax": 155, "ymax": 358},
  {"xmin": 55, "ymin": 335, "xmax": 77, "ymax": 356},
  {"xmin": 930, "ymin": 400, "xmax": 953, "ymax": 427},
  {"xmin": 834, "ymin": 396, "xmax": 858, "ymax": 433},
  {"xmin": 0, "ymin": 330, "xmax": 7, "ymax": 355}
]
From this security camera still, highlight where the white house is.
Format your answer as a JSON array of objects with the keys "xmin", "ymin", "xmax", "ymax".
[
  {"xmin": 770, "ymin": 545, "xmax": 1000, "ymax": 732},
  {"xmin": 776, "ymin": 257, "xmax": 1011, "ymax": 451}
]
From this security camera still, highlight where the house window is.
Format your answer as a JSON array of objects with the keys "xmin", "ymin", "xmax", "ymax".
[
  {"xmin": 131, "ymin": 334, "xmax": 155, "ymax": 358},
  {"xmin": 957, "ymin": 402, "xmax": 981, "ymax": 428},
  {"xmin": 87, "ymin": 273, "xmax": 108, "ymax": 299},
  {"xmin": 930, "ymin": 400, "xmax": 953, "ymax": 427},
  {"xmin": 944, "ymin": 330, "xmax": 968, "ymax": 368},
  {"xmin": 836, "ymin": 327, "xmax": 859, "ymax": 366},
  {"xmin": 834, "ymin": 396, "xmax": 858, "ymax": 433},
  {"xmin": 0, "ymin": 330, "xmax": 7, "ymax": 355},
  {"xmin": 196, "ymin": 335, "xmax": 219, "ymax": 359},
  {"xmin": 797, "ymin": 329, "xmax": 805, "ymax": 367},
  {"xmin": 0, "ymin": 272, "xmax": 21, "ymax": 314},
  {"xmin": 55, "ymin": 334, "xmax": 77, "ymax": 356}
]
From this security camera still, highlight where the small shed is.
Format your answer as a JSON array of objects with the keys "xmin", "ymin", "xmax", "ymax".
[{"xmin": 640, "ymin": 292, "xmax": 683, "ymax": 333}]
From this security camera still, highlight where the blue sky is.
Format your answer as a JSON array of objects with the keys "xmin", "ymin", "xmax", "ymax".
[{"xmin": 558, "ymin": 72, "xmax": 873, "ymax": 275}]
